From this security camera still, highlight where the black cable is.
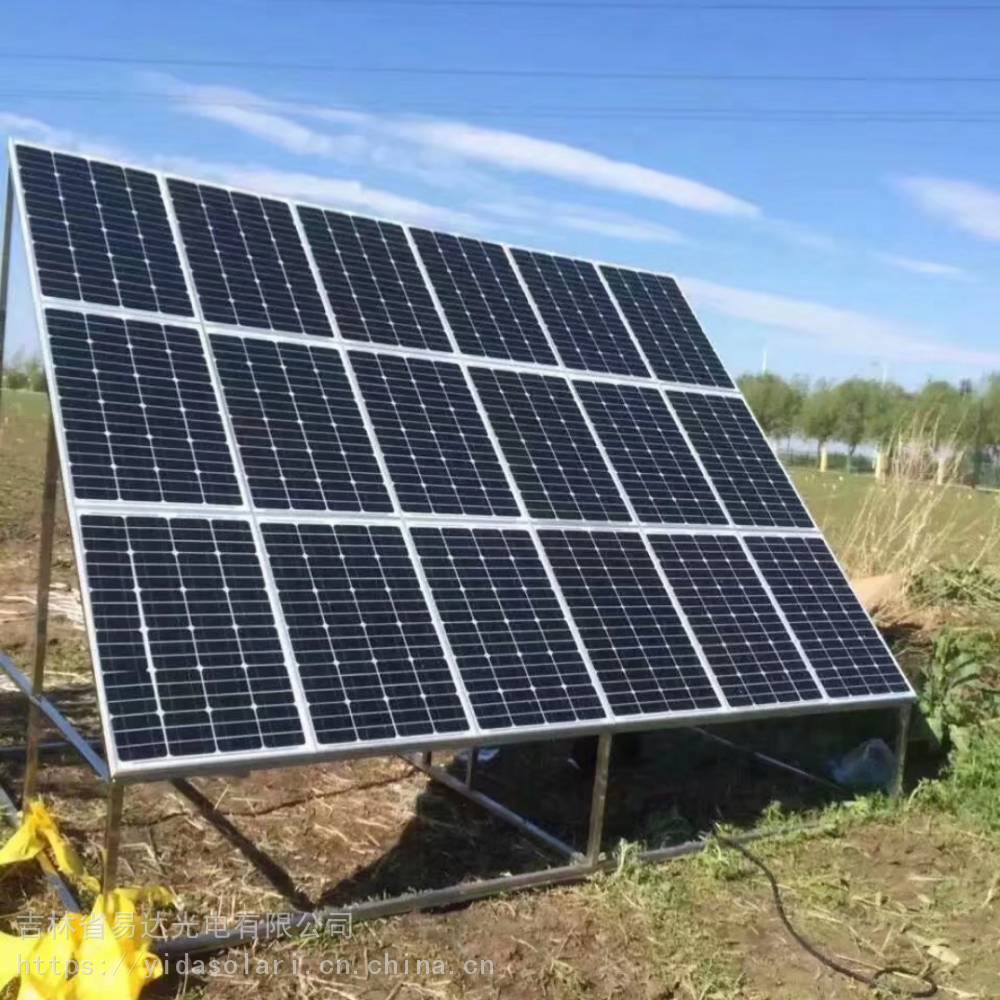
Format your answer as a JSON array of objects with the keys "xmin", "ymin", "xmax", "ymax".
[{"xmin": 715, "ymin": 833, "xmax": 937, "ymax": 997}]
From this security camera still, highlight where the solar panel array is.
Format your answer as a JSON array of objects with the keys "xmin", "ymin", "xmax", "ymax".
[{"xmin": 10, "ymin": 140, "xmax": 912, "ymax": 778}]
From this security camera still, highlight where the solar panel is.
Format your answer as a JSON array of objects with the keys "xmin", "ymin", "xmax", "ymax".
[
  {"xmin": 410, "ymin": 228, "xmax": 557, "ymax": 365},
  {"xmin": 298, "ymin": 207, "xmax": 451, "ymax": 352},
  {"xmin": 211, "ymin": 335, "xmax": 392, "ymax": 513},
  {"xmin": 470, "ymin": 368, "xmax": 631, "ymax": 522},
  {"xmin": 745, "ymin": 536, "xmax": 911, "ymax": 699},
  {"xmin": 649, "ymin": 534, "xmax": 821, "ymax": 707},
  {"xmin": 47, "ymin": 310, "xmax": 242, "ymax": 506},
  {"xmin": 261, "ymin": 522, "xmax": 471, "ymax": 745},
  {"xmin": 80, "ymin": 514, "xmax": 306, "ymax": 764},
  {"xmin": 539, "ymin": 530, "xmax": 719, "ymax": 716},
  {"xmin": 575, "ymin": 380, "xmax": 728, "ymax": 525},
  {"xmin": 600, "ymin": 267, "xmax": 733, "ymax": 388},
  {"xmin": 10, "ymin": 142, "xmax": 914, "ymax": 777},
  {"xmin": 350, "ymin": 351, "xmax": 518, "ymax": 516},
  {"xmin": 667, "ymin": 392, "xmax": 813, "ymax": 528},
  {"xmin": 167, "ymin": 179, "xmax": 331, "ymax": 338},
  {"xmin": 510, "ymin": 249, "xmax": 650, "ymax": 377},
  {"xmin": 412, "ymin": 527, "xmax": 605, "ymax": 729},
  {"xmin": 15, "ymin": 145, "xmax": 192, "ymax": 317}
]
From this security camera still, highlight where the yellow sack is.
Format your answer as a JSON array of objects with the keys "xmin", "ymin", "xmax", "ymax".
[{"xmin": 0, "ymin": 801, "xmax": 172, "ymax": 999}]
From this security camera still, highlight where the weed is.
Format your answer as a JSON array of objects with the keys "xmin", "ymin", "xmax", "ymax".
[
  {"xmin": 915, "ymin": 722, "xmax": 1000, "ymax": 831},
  {"xmin": 916, "ymin": 628, "xmax": 1000, "ymax": 747}
]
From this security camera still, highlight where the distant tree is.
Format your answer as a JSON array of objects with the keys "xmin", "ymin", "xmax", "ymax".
[
  {"xmin": 867, "ymin": 381, "xmax": 910, "ymax": 480},
  {"xmin": 737, "ymin": 373, "xmax": 803, "ymax": 440},
  {"xmin": 967, "ymin": 375, "xmax": 1000, "ymax": 485},
  {"xmin": 3, "ymin": 369, "xmax": 27, "ymax": 391},
  {"xmin": 833, "ymin": 378, "xmax": 879, "ymax": 473},
  {"xmin": 799, "ymin": 379, "xmax": 840, "ymax": 472},
  {"xmin": 914, "ymin": 380, "xmax": 968, "ymax": 485}
]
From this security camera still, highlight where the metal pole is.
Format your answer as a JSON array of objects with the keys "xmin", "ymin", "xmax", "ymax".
[
  {"xmin": 464, "ymin": 746, "xmax": 478, "ymax": 788},
  {"xmin": 0, "ymin": 169, "xmax": 14, "ymax": 421},
  {"xmin": 22, "ymin": 421, "xmax": 59, "ymax": 805},
  {"xmin": 891, "ymin": 702, "xmax": 912, "ymax": 801},
  {"xmin": 102, "ymin": 782, "xmax": 124, "ymax": 892},
  {"xmin": 585, "ymin": 733, "xmax": 612, "ymax": 866},
  {"xmin": 409, "ymin": 755, "xmax": 578, "ymax": 860}
]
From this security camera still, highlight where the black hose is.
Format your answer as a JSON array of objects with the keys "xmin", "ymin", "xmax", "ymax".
[{"xmin": 715, "ymin": 833, "xmax": 937, "ymax": 997}]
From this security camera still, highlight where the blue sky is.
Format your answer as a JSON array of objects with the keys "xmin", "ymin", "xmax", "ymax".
[{"xmin": 2, "ymin": 0, "xmax": 999, "ymax": 387}]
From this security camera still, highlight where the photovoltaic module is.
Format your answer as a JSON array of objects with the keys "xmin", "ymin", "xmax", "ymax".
[{"xmin": 8, "ymin": 139, "xmax": 913, "ymax": 778}]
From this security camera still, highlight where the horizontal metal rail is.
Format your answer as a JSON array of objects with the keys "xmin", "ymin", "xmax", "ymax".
[{"xmin": 155, "ymin": 821, "xmax": 820, "ymax": 959}]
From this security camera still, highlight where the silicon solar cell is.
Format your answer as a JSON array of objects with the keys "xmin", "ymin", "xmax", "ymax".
[
  {"xmin": 167, "ymin": 180, "xmax": 331, "ymax": 338},
  {"xmin": 410, "ymin": 228, "xmax": 557, "ymax": 365},
  {"xmin": 211, "ymin": 335, "xmax": 392, "ymax": 513},
  {"xmin": 470, "ymin": 368, "xmax": 631, "ymax": 522},
  {"xmin": 412, "ymin": 527, "xmax": 605, "ymax": 729},
  {"xmin": 350, "ymin": 351, "xmax": 518, "ymax": 516},
  {"xmin": 575, "ymin": 380, "xmax": 728, "ymax": 524},
  {"xmin": 80, "ymin": 515, "xmax": 305, "ymax": 763},
  {"xmin": 510, "ymin": 249, "xmax": 650, "ymax": 377},
  {"xmin": 667, "ymin": 391, "xmax": 813, "ymax": 528},
  {"xmin": 539, "ymin": 530, "xmax": 719, "ymax": 716},
  {"xmin": 600, "ymin": 267, "xmax": 733, "ymax": 388},
  {"xmin": 298, "ymin": 207, "xmax": 451, "ymax": 352},
  {"xmin": 47, "ymin": 310, "xmax": 241, "ymax": 505},
  {"xmin": 649, "ymin": 534, "xmax": 821, "ymax": 707},
  {"xmin": 262, "ymin": 522, "xmax": 470, "ymax": 745},
  {"xmin": 15, "ymin": 145, "xmax": 192, "ymax": 316},
  {"xmin": 745, "ymin": 535, "xmax": 911, "ymax": 698}
]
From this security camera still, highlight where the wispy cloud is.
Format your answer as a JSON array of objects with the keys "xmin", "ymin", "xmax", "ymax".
[
  {"xmin": 157, "ymin": 76, "xmax": 759, "ymax": 219},
  {"xmin": 896, "ymin": 176, "xmax": 1000, "ymax": 242},
  {"xmin": 481, "ymin": 197, "xmax": 685, "ymax": 245},
  {"xmin": 155, "ymin": 155, "xmax": 482, "ymax": 230},
  {"xmin": 874, "ymin": 252, "xmax": 968, "ymax": 279},
  {"xmin": 0, "ymin": 113, "xmax": 125, "ymax": 160},
  {"xmin": 392, "ymin": 119, "xmax": 758, "ymax": 218},
  {"xmin": 681, "ymin": 276, "xmax": 1000, "ymax": 368}
]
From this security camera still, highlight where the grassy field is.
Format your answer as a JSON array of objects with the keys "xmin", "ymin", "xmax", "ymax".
[{"xmin": 2, "ymin": 390, "xmax": 1000, "ymax": 999}]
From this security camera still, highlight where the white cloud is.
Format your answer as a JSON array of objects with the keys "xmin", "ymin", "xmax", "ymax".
[
  {"xmin": 897, "ymin": 176, "xmax": 1000, "ymax": 242},
  {"xmin": 0, "ymin": 113, "xmax": 125, "ymax": 160},
  {"xmin": 875, "ymin": 252, "xmax": 968, "ymax": 279},
  {"xmin": 155, "ymin": 76, "xmax": 758, "ymax": 219},
  {"xmin": 680, "ymin": 276, "xmax": 1000, "ymax": 368},
  {"xmin": 392, "ymin": 119, "xmax": 759, "ymax": 218},
  {"xmin": 481, "ymin": 197, "xmax": 684, "ymax": 245},
  {"xmin": 154, "ymin": 155, "xmax": 482, "ymax": 230}
]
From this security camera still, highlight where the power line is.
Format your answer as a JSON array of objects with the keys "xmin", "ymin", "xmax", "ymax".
[
  {"xmin": 1, "ymin": 52, "xmax": 999, "ymax": 84},
  {"xmin": 4, "ymin": 89, "xmax": 1000, "ymax": 123},
  {"xmin": 225, "ymin": 0, "xmax": 1000, "ymax": 9}
]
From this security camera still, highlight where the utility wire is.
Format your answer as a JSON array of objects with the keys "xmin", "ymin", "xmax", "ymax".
[
  {"xmin": 1, "ymin": 52, "xmax": 999, "ymax": 84},
  {"xmin": 4, "ymin": 89, "xmax": 1000, "ymax": 124}
]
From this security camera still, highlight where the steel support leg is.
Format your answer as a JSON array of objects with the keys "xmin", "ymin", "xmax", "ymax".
[
  {"xmin": 891, "ymin": 702, "xmax": 912, "ymax": 800},
  {"xmin": 0, "ymin": 169, "xmax": 14, "ymax": 421},
  {"xmin": 585, "ymin": 733, "xmax": 611, "ymax": 866},
  {"xmin": 102, "ymin": 782, "xmax": 124, "ymax": 893},
  {"xmin": 22, "ymin": 421, "xmax": 59, "ymax": 805},
  {"xmin": 464, "ymin": 747, "xmax": 478, "ymax": 788}
]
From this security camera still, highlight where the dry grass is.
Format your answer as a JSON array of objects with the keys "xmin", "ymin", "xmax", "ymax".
[{"xmin": 833, "ymin": 420, "xmax": 1000, "ymax": 622}]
